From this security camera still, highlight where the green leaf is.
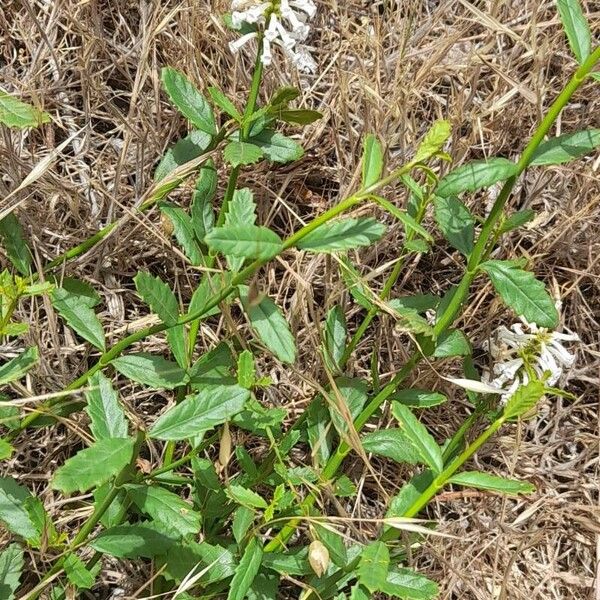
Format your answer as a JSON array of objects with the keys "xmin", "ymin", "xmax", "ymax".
[
  {"xmin": 358, "ymin": 541, "xmax": 389, "ymax": 592},
  {"xmin": 479, "ymin": 260, "xmax": 559, "ymax": 328},
  {"xmin": 503, "ymin": 378, "xmax": 547, "ymax": 420},
  {"xmin": 125, "ymin": 484, "xmax": 201, "ymax": 537},
  {"xmin": 162, "ymin": 541, "xmax": 237, "ymax": 585},
  {"xmin": 274, "ymin": 108, "xmax": 322, "ymax": 125},
  {"xmin": 433, "ymin": 329, "xmax": 471, "ymax": 357},
  {"xmin": 381, "ymin": 568, "xmax": 439, "ymax": 599},
  {"xmin": 323, "ymin": 306, "xmax": 347, "ymax": 373},
  {"xmin": 413, "ymin": 119, "xmax": 452, "ymax": 163},
  {"xmin": 85, "ymin": 372, "xmax": 128, "ymax": 441},
  {"xmin": 391, "ymin": 403, "xmax": 443, "ymax": 473},
  {"xmin": 134, "ymin": 272, "xmax": 179, "ymax": 326},
  {"xmin": 111, "ymin": 353, "xmax": 188, "ymax": 389},
  {"xmin": 239, "ymin": 287, "xmax": 296, "ymax": 364},
  {"xmin": 433, "ymin": 196, "xmax": 475, "ymax": 256},
  {"xmin": 556, "ymin": 0, "xmax": 591, "ymax": 63},
  {"xmin": 362, "ymin": 135, "xmax": 384, "ymax": 188},
  {"xmin": 313, "ymin": 522, "xmax": 347, "ymax": 567},
  {"xmin": 191, "ymin": 160, "xmax": 217, "ymax": 242},
  {"xmin": 297, "ymin": 218, "xmax": 386, "ymax": 253},
  {"xmin": 387, "ymin": 303, "xmax": 435, "ymax": 337},
  {"xmin": 226, "ymin": 484, "xmax": 268, "ymax": 509},
  {"xmin": 270, "ymin": 86, "xmax": 301, "ymax": 107},
  {"xmin": 159, "ymin": 203, "xmax": 203, "ymax": 265},
  {"xmin": 161, "ymin": 67, "xmax": 216, "ymax": 135},
  {"xmin": 0, "ymin": 214, "xmax": 32, "ymax": 275},
  {"xmin": 499, "ymin": 209, "xmax": 536, "ymax": 233},
  {"xmin": 206, "ymin": 225, "xmax": 282, "ymax": 260},
  {"xmin": 51, "ymin": 287, "xmax": 105, "ymax": 350},
  {"xmin": 0, "ymin": 89, "xmax": 50, "ymax": 128},
  {"xmin": 372, "ymin": 196, "xmax": 433, "ymax": 242},
  {"xmin": 227, "ymin": 537, "xmax": 263, "ymax": 600},
  {"xmin": 208, "ymin": 86, "xmax": 242, "ymax": 120},
  {"xmin": 449, "ymin": 471, "xmax": 535, "ymax": 495},
  {"xmin": 386, "ymin": 471, "xmax": 435, "ymax": 519},
  {"xmin": 50, "ymin": 277, "xmax": 100, "ymax": 308},
  {"xmin": 0, "ymin": 477, "xmax": 42, "ymax": 544},
  {"xmin": 0, "ymin": 439, "xmax": 14, "ymax": 460},
  {"xmin": 52, "ymin": 437, "xmax": 134, "ymax": 494},
  {"xmin": 224, "ymin": 188, "xmax": 259, "ymax": 271},
  {"xmin": 248, "ymin": 129, "xmax": 304, "ymax": 163},
  {"xmin": 262, "ymin": 549, "xmax": 310, "ymax": 576},
  {"xmin": 0, "ymin": 347, "xmax": 38, "ymax": 386},
  {"xmin": 224, "ymin": 141, "xmax": 264, "ymax": 167},
  {"xmin": 188, "ymin": 342, "xmax": 235, "ymax": 387},
  {"xmin": 0, "ymin": 544, "xmax": 24, "ymax": 600},
  {"xmin": 530, "ymin": 129, "xmax": 600, "ymax": 165},
  {"xmin": 327, "ymin": 377, "xmax": 368, "ymax": 436},
  {"xmin": 90, "ymin": 523, "xmax": 174, "ymax": 558},
  {"xmin": 149, "ymin": 384, "xmax": 250, "ymax": 440},
  {"xmin": 437, "ymin": 158, "xmax": 518, "ymax": 197},
  {"xmin": 232, "ymin": 506, "xmax": 255, "ymax": 543},
  {"xmin": 362, "ymin": 429, "xmax": 420, "ymax": 464},
  {"xmin": 154, "ymin": 129, "xmax": 212, "ymax": 181},
  {"xmin": 63, "ymin": 554, "xmax": 98, "ymax": 589},
  {"xmin": 237, "ymin": 350, "xmax": 255, "ymax": 389}
]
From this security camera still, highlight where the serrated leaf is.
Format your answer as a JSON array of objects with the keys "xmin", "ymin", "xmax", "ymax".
[
  {"xmin": 49, "ymin": 277, "xmax": 100, "ymax": 308},
  {"xmin": 208, "ymin": 86, "xmax": 242, "ymax": 120},
  {"xmin": 557, "ymin": 0, "xmax": 591, "ymax": 63},
  {"xmin": 449, "ymin": 471, "xmax": 535, "ymax": 495},
  {"xmin": 503, "ymin": 378, "xmax": 546, "ymax": 419},
  {"xmin": 362, "ymin": 135, "xmax": 384, "ymax": 188},
  {"xmin": 413, "ymin": 119, "xmax": 452, "ymax": 163},
  {"xmin": 224, "ymin": 141, "xmax": 264, "ymax": 167},
  {"xmin": 161, "ymin": 67, "xmax": 216, "ymax": 135},
  {"xmin": 433, "ymin": 195, "xmax": 475, "ymax": 256},
  {"xmin": 51, "ymin": 287, "xmax": 105, "ymax": 350},
  {"xmin": 159, "ymin": 202, "xmax": 203, "ymax": 265},
  {"xmin": 531, "ymin": 129, "xmax": 600, "ymax": 165},
  {"xmin": 0, "ymin": 544, "xmax": 24, "ymax": 600},
  {"xmin": 239, "ymin": 287, "xmax": 296, "ymax": 364},
  {"xmin": 112, "ymin": 353, "xmax": 188, "ymax": 389},
  {"xmin": 433, "ymin": 329, "xmax": 471, "ymax": 357},
  {"xmin": 134, "ymin": 272, "xmax": 179, "ymax": 326},
  {"xmin": 0, "ymin": 214, "xmax": 32, "ymax": 275},
  {"xmin": 0, "ymin": 477, "xmax": 42, "ymax": 544},
  {"xmin": 479, "ymin": 260, "xmax": 559, "ymax": 328},
  {"xmin": 90, "ymin": 523, "xmax": 174, "ymax": 558},
  {"xmin": 154, "ymin": 129, "xmax": 212, "ymax": 181},
  {"xmin": 85, "ymin": 372, "xmax": 128, "ymax": 441},
  {"xmin": 52, "ymin": 437, "xmax": 134, "ymax": 494},
  {"xmin": 0, "ymin": 89, "xmax": 50, "ymax": 128},
  {"xmin": 191, "ymin": 160, "xmax": 217, "ymax": 242},
  {"xmin": 226, "ymin": 484, "xmax": 268, "ymax": 509},
  {"xmin": 437, "ymin": 158, "xmax": 518, "ymax": 197},
  {"xmin": 361, "ymin": 429, "xmax": 420, "ymax": 464},
  {"xmin": 392, "ymin": 403, "xmax": 443, "ymax": 473},
  {"xmin": 227, "ymin": 537, "xmax": 263, "ymax": 600},
  {"xmin": 298, "ymin": 218, "xmax": 386, "ymax": 253},
  {"xmin": 358, "ymin": 542, "xmax": 389, "ymax": 592},
  {"xmin": 323, "ymin": 306, "xmax": 347, "ymax": 373},
  {"xmin": 381, "ymin": 568, "xmax": 439, "ymax": 599},
  {"xmin": 188, "ymin": 342, "xmax": 235, "ymax": 388},
  {"xmin": 248, "ymin": 129, "xmax": 304, "ymax": 163},
  {"xmin": 125, "ymin": 484, "xmax": 201, "ymax": 537},
  {"xmin": 63, "ymin": 554, "xmax": 99, "ymax": 589},
  {"xmin": 0, "ymin": 347, "xmax": 38, "ymax": 385},
  {"xmin": 149, "ymin": 384, "xmax": 250, "ymax": 440},
  {"xmin": 206, "ymin": 225, "xmax": 282, "ymax": 260},
  {"xmin": 225, "ymin": 188, "xmax": 257, "ymax": 228}
]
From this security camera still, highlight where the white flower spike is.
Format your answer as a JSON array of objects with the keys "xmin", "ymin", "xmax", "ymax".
[{"xmin": 229, "ymin": 0, "xmax": 318, "ymax": 73}]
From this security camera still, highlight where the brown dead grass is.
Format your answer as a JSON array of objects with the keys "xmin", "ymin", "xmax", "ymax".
[{"xmin": 1, "ymin": 0, "xmax": 600, "ymax": 598}]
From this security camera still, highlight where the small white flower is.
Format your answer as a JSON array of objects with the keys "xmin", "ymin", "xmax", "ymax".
[{"xmin": 229, "ymin": 31, "xmax": 259, "ymax": 55}]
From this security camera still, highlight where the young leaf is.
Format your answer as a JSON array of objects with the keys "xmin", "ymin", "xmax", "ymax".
[
  {"xmin": 237, "ymin": 350, "xmax": 255, "ymax": 389},
  {"xmin": 51, "ymin": 287, "xmax": 105, "ymax": 350},
  {"xmin": 381, "ymin": 568, "xmax": 439, "ymax": 600},
  {"xmin": 503, "ymin": 378, "xmax": 546, "ymax": 420},
  {"xmin": 530, "ymin": 129, "xmax": 600, "ymax": 165},
  {"xmin": 0, "ymin": 477, "xmax": 43, "ymax": 544},
  {"xmin": 0, "ymin": 214, "xmax": 32, "ymax": 275},
  {"xmin": 0, "ymin": 89, "xmax": 50, "ymax": 128},
  {"xmin": 362, "ymin": 135, "xmax": 384, "ymax": 188},
  {"xmin": 433, "ymin": 329, "xmax": 471, "ymax": 358},
  {"xmin": 0, "ymin": 347, "xmax": 38, "ymax": 386},
  {"xmin": 297, "ymin": 218, "xmax": 386, "ymax": 253},
  {"xmin": 205, "ymin": 225, "xmax": 283, "ymax": 260},
  {"xmin": 248, "ymin": 129, "xmax": 304, "ymax": 163},
  {"xmin": 391, "ymin": 403, "xmax": 443, "ymax": 473},
  {"xmin": 556, "ymin": 0, "xmax": 591, "ymax": 63},
  {"xmin": 63, "ymin": 554, "xmax": 98, "ymax": 589},
  {"xmin": 227, "ymin": 537, "xmax": 263, "ymax": 600},
  {"xmin": 358, "ymin": 541, "xmax": 390, "ymax": 592},
  {"xmin": 270, "ymin": 86, "xmax": 301, "ymax": 107},
  {"xmin": 361, "ymin": 429, "xmax": 420, "ymax": 465},
  {"xmin": 436, "ymin": 158, "xmax": 518, "ymax": 198},
  {"xmin": 52, "ymin": 437, "xmax": 135, "ymax": 494},
  {"xmin": 125, "ymin": 484, "xmax": 201, "ymax": 537},
  {"xmin": 85, "ymin": 372, "xmax": 128, "ymax": 441},
  {"xmin": 149, "ymin": 384, "xmax": 250, "ymax": 440},
  {"xmin": 387, "ymin": 304, "xmax": 435, "ymax": 337},
  {"xmin": 225, "ymin": 188, "xmax": 257, "ymax": 227},
  {"xmin": 0, "ymin": 544, "xmax": 24, "ymax": 600},
  {"xmin": 226, "ymin": 484, "xmax": 268, "ymax": 509},
  {"xmin": 323, "ymin": 306, "xmax": 347, "ymax": 373},
  {"xmin": 134, "ymin": 272, "xmax": 179, "ymax": 326},
  {"xmin": 274, "ymin": 108, "xmax": 322, "ymax": 125},
  {"xmin": 90, "ymin": 523, "xmax": 174, "ymax": 558},
  {"xmin": 159, "ymin": 203, "xmax": 204, "ymax": 265},
  {"xmin": 433, "ymin": 196, "xmax": 475, "ymax": 256},
  {"xmin": 191, "ymin": 160, "xmax": 217, "ymax": 242},
  {"xmin": 224, "ymin": 141, "xmax": 264, "ymax": 167},
  {"xmin": 111, "ymin": 353, "xmax": 188, "ymax": 389},
  {"xmin": 0, "ymin": 439, "xmax": 14, "ymax": 460},
  {"xmin": 479, "ymin": 260, "xmax": 559, "ymax": 328},
  {"xmin": 499, "ymin": 209, "xmax": 536, "ymax": 233},
  {"xmin": 161, "ymin": 67, "xmax": 217, "ymax": 135},
  {"xmin": 208, "ymin": 86, "xmax": 242, "ymax": 120},
  {"xmin": 449, "ymin": 471, "xmax": 535, "ymax": 495},
  {"xmin": 239, "ymin": 287, "xmax": 296, "ymax": 364},
  {"xmin": 372, "ymin": 196, "xmax": 433, "ymax": 242},
  {"xmin": 413, "ymin": 119, "xmax": 452, "ymax": 163},
  {"xmin": 154, "ymin": 129, "xmax": 212, "ymax": 181}
]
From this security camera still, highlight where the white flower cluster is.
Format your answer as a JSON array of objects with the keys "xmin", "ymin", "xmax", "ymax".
[
  {"xmin": 229, "ymin": 0, "xmax": 318, "ymax": 73},
  {"xmin": 482, "ymin": 317, "xmax": 579, "ymax": 402}
]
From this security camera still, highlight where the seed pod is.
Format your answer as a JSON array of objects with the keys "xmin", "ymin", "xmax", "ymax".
[
  {"xmin": 160, "ymin": 212, "xmax": 174, "ymax": 237},
  {"xmin": 219, "ymin": 421, "xmax": 232, "ymax": 468},
  {"xmin": 308, "ymin": 539, "xmax": 329, "ymax": 577}
]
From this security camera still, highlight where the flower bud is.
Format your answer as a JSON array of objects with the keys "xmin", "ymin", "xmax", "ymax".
[
  {"xmin": 308, "ymin": 539, "xmax": 329, "ymax": 577},
  {"xmin": 219, "ymin": 422, "xmax": 232, "ymax": 468}
]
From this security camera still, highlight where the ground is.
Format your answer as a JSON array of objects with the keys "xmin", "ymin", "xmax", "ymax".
[{"xmin": 1, "ymin": 0, "xmax": 599, "ymax": 598}]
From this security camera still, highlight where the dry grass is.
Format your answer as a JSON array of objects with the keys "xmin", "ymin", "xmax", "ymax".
[{"xmin": 1, "ymin": 0, "xmax": 599, "ymax": 598}]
